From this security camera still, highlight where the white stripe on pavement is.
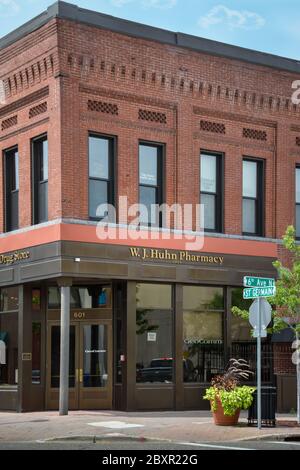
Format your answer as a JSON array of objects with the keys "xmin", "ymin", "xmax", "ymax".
[
  {"xmin": 268, "ymin": 441, "xmax": 300, "ymax": 446},
  {"xmin": 178, "ymin": 441, "xmax": 255, "ymax": 450}
]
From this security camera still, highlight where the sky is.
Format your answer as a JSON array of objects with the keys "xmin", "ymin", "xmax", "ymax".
[{"xmin": 0, "ymin": 0, "xmax": 300, "ymax": 60}]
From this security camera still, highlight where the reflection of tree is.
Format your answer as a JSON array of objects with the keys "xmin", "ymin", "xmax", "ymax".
[
  {"xmin": 232, "ymin": 288, "xmax": 251, "ymax": 311},
  {"xmin": 183, "ymin": 289, "xmax": 225, "ymax": 381},
  {"xmin": 136, "ymin": 309, "xmax": 159, "ymax": 335},
  {"xmin": 231, "ymin": 289, "xmax": 252, "ymax": 341},
  {"xmin": 207, "ymin": 292, "xmax": 224, "ymax": 310},
  {"xmin": 136, "ymin": 285, "xmax": 159, "ymax": 335}
]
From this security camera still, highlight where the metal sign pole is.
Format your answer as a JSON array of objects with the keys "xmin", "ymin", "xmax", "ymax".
[{"xmin": 257, "ymin": 296, "xmax": 262, "ymax": 430}]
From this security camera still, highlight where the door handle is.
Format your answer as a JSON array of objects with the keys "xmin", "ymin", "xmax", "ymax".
[
  {"xmin": 75, "ymin": 369, "xmax": 79, "ymax": 383},
  {"xmin": 79, "ymin": 369, "xmax": 83, "ymax": 383}
]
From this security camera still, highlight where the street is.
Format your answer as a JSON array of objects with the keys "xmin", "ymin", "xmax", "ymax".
[{"xmin": 0, "ymin": 438, "xmax": 300, "ymax": 450}]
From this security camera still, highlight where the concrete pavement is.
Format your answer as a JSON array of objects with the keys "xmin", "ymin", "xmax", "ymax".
[{"xmin": 0, "ymin": 410, "xmax": 299, "ymax": 445}]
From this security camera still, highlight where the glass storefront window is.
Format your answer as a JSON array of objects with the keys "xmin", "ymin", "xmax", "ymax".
[
  {"xmin": 0, "ymin": 287, "xmax": 19, "ymax": 312},
  {"xmin": 0, "ymin": 312, "xmax": 18, "ymax": 386},
  {"xmin": 32, "ymin": 289, "xmax": 41, "ymax": 311},
  {"xmin": 32, "ymin": 322, "xmax": 41, "ymax": 384},
  {"xmin": 183, "ymin": 286, "xmax": 224, "ymax": 383},
  {"xmin": 136, "ymin": 284, "xmax": 173, "ymax": 384},
  {"xmin": 0, "ymin": 288, "xmax": 18, "ymax": 387},
  {"xmin": 230, "ymin": 287, "xmax": 271, "ymax": 380},
  {"xmin": 230, "ymin": 288, "xmax": 252, "ymax": 342},
  {"xmin": 48, "ymin": 286, "xmax": 112, "ymax": 309},
  {"xmin": 115, "ymin": 282, "xmax": 126, "ymax": 384}
]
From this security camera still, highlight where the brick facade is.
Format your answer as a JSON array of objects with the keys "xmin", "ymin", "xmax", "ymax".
[
  {"xmin": 1, "ymin": 3, "xmax": 300, "ymax": 413},
  {"xmin": 0, "ymin": 10, "xmax": 299, "ymax": 240}
]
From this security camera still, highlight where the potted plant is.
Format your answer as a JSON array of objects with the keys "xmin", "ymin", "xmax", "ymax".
[{"xmin": 203, "ymin": 359, "xmax": 256, "ymax": 426}]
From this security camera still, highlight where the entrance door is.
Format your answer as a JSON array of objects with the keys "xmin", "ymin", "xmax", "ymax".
[
  {"xmin": 46, "ymin": 321, "xmax": 112, "ymax": 410},
  {"xmin": 79, "ymin": 321, "xmax": 112, "ymax": 409}
]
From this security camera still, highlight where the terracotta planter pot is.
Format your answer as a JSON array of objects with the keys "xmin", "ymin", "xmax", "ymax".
[{"xmin": 212, "ymin": 399, "xmax": 240, "ymax": 426}]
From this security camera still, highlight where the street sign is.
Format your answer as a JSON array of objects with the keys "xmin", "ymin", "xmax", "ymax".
[
  {"xmin": 244, "ymin": 276, "xmax": 275, "ymax": 288},
  {"xmin": 253, "ymin": 329, "xmax": 267, "ymax": 338},
  {"xmin": 247, "ymin": 296, "xmax": 273, "ymax": 431},
  {"xmin": 243, "ymin": 286, "xmax": 276, "ymax": 299},
  {"xmin": 249, "ymin": 298, "xmax": 272, "ymax": 329}
]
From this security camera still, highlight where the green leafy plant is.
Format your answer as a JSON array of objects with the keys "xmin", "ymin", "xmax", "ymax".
[{"xmin": 203, "ymin": 359, "xmax": 255, "ymax": 416}]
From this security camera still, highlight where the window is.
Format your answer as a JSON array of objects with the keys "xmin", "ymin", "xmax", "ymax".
[
  {"xmin": 230, "ymin": 288, "xmax": 252, "ymax": 343},
  {"xmin": 242, "ymin": 159, "xmax": 264, "ymax": 236},
  {"xmin": 139, "ymin": 143, "xmax": 163, "ymax": 227},
  {"xmin": 0, "ymin": 288, "xmax": 19, "ymax": 387},
  {"xmin": 4, "ymin": 147, "xmax": 19, "ymax": 232},
  {"xmin": 114, "ymin": 282, "xmax": 126, "ymax": 384},
  {"xmin": 230, "ymin": 287, "xmax": 270, "ymax": 382},
  {"xmin": 32, "ymin": 322, "xmax": 41, "ymax": 384},
  {"xmin": 0, "ymin": 287, "xmax": 19, "ymax": 312},
  {"xmin": 200, "ymin": 152, "xmax": 223, "ymax": 232},
  {"xmin": 32, "ymin": 136, "xmax": 48, "ymax": 224},
  {"xmin": 48, "ymin": 286, "xmax": 112, "ymax": 309},
  {"xmin": 183, "ymin": 286, "xmax": 224, "ymax": 383},
  {"xmin": 296, "ymin": 167, "xmax": 300, "ymax": 238},
  {"xmin": 136, "ymin": 284, "xmax": 173, "ymax": 383},
  {"xmin": 89, "ymin": 135, "xmax": 115, "ymax": 220}
]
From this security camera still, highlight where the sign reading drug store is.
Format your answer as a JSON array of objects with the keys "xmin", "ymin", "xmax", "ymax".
[{"xmin": 0, "ymin": 250, "xmax": 30, "ymax": 266}]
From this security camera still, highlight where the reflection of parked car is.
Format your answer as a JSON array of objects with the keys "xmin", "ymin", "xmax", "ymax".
[{"xmin": 137, "ymin": 358, "xmax": 196, "ymax": 383}]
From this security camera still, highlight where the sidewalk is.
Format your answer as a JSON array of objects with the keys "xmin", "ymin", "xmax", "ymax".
[{"xmin": 0, "ymin": 410, "xmax": 299, "ymax": 444}]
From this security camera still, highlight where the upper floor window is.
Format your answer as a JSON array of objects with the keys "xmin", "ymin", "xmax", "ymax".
[
  {"xmin": 89, "ymin": 134, "xmax": 115, "ymax": 220},
  {"xmin": 32, "ymin": 135, "xmax": 48, "ymax": 224},
  {"xmin": 200, "ymin": 152, "xmax": 223, "ymax": 232},
  {"xmin": 139, "ymin": 143, "xmax": 163, "ymax": 227},
  {"xmin": 242, "ymin": 159, "xmax": 264, "ymax": 236},
  {"xmin": 296, "ymin": 167, "xmax": 300, "ymax": 238},
  {"xmin": 4, "ymin": 147, "xmax": 19, "ymax": 232}
]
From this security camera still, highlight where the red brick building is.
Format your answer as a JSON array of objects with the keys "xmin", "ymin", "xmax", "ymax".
[{"xmin": 0, "ymin": 1, "xmax": 298, "ymax": 412}]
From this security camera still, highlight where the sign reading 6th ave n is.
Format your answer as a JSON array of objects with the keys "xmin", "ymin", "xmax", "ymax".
[{"xmin": 244, "ymin": 276, "xmax": 275, "ymax": 288}]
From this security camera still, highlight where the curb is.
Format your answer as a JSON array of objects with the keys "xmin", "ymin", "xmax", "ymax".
[
  {"xmin": 233, "ymin": 433, "xmax": 300, "ymax": 442},
  {"xmin": 43, "ymin": 432, "xmax": 300, "ymax": 445},
  {"xmin": 42, "ymin": 434, "xmax": 150, "ymax": 443}
]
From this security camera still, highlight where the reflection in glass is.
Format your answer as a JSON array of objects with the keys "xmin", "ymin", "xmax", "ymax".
[
  {"xmin": 201, "ymin": 193, "xmax": 216, "ymax": 230},
  {"xmin": 230, "ymin": 288, "xmax": 252, "ymax": 342},
  {"xmin": 243, "ymin": 198, "xmax": 256, "ymax": 234},
  {"xmin": 32, "ymin": 289, "xmax": 41, "ymax": 311},
  {"xmin": 51, "ymin": 326, "xmax": 75, "ymax": 388},
  {"xmin": 136, "ymin": 284, "xmax": 173, "ymax": 383},
  {"xmin": 243, "ymin": 160, "xmax": 257, "ymax": 198},
  {"xmin": 183, "ymin": 286, "xmax": 224, "ymax": 383},
  {"xmin": 48, "ymin": 286, "xmax": 111, "ymax": 309},
  {"xmin": 230, "ymin": 288, "xmax": 270, "ymax": 381},
  {"xmin": 32, "ymin": 322, "xmax": 41, "ymax": 384},
  {"xmin": 41, "ymin": 140, "xmax": 48, "ymax": 181},
  {"xmin": 296, "ymin": 168, "xmax": 300, "ymax": 238},
  {"xmin": 89, "ymin": 137, "xmax": 109, "ymax": 179},
  {"xmin": 139, "ymin": 186, "xmax": 157, "ymax": 226},
  {"xmin": 201, "ymin": 154, "xmax": 216, "ymax": 193},
  {"xmin": 89, "ymin": 179, "xmax": 108, "ymax": 219},
  {"xmin": 183, "ymin": 286, "xmax": 224, "ymax": 311},
  {"xmin": 296, "ymin": 168, "xmax": 300, "ymax": 203},
  {"xmin": 139, "ymin": 145, "xmax": 158, "ymax": 185},
  {"xmin": 297, "ymin": 205, "xmax": 300, "ymax": 239},
  {"xmin": 139, "ymin": 143, "xmax": 162, "ymax": 228},
  {"xmin": 0, "ymin": 312, "xmax": 18, "ymax": 386},
  {"xmin": 0, "ymin": 287, "xmax": 19, "ymax": 312},
  {"xmin": 83, "ymin": 325, "xmax": 108, "ymax": 388}
]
